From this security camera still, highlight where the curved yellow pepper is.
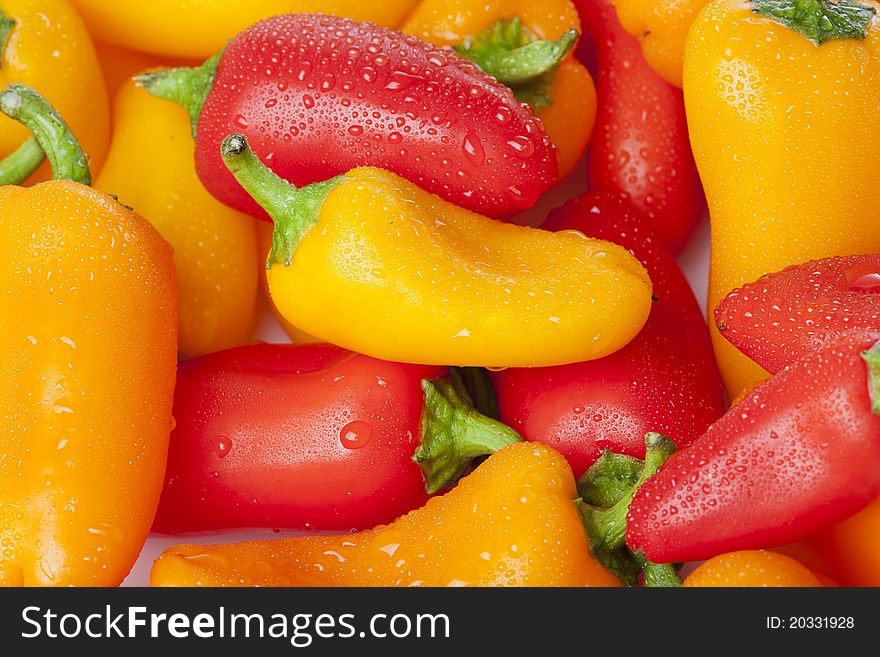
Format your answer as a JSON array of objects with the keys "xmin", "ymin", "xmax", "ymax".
[
  {"xmin": 0, "ymin": 0, "xmax": 110, "ymax": 182},
  {"xmin": 151, "ymin": 443, "xmax": 621, "ymax": 587},
  {"xmin": 95, "ymin": 79, "xmax": 258, "ymax": 359},
  {"xmin": 223, "ymin": 134, "xmax": 651, "ymax": 368},
  {"xmin": 612, "ymin": 0, "xmax": 709, "ymax": 87},
  {"xmin": 68, "ymin": 0, "xmax": 420, "ymax": 60},
  {"xmin": 685, "ymin": 0, "xmax": 880, "ymax": 398}
]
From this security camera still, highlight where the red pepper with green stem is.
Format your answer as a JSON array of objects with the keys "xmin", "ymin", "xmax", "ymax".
[
  {"xmin": 138, "ymin": 13, "xmax": 564, "ymax": 221},
  {"xmin": 573, "ymin": 0, "xmax": 705, "ymax": 253},
  {"xmin": 626, "ymin": 330, "xmax": 880, "ymax": 563},
  {"xmin": 492, "ymin": 192, "xmax": 725, "ymax": 477},
  {"xmin": 154, "ymin": 343, "xmax": 520, "ymax": 534}
]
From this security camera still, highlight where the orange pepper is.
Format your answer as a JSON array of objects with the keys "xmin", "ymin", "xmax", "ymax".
[
  {"xmin": 0, "ymin": 84, "xmax": 177, "ymax": 586},
  {"xmin": 95, "ymin": 79, "xmax": 259, "ymax": 359},
  {"xmin": 0, "ymin": 0, "xmax": 109, "ymax": 182},
  {"xmin": 151, "ymin": 443, "xmax": 621, "ymax": 587},
  {"xmin": 403, "ymin": 0, "xmax": 596, "ymax": 179},
  {"xmin": 94, "ymin": 41, "xmax": 194, "ymax": 100},
  {"xmin": 683, "ymin": 551, "xmax": 823, "ymax": 587}
]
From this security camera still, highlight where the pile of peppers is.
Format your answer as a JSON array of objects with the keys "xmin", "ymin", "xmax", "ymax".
[{"xmin": 2, "ymin": 0, "xmax": 880, "ymax": 589}]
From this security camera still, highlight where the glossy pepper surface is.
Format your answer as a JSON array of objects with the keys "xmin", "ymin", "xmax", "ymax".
[
  {"xmin": 141, "ymin": 13, "xmax": 560, "ymax": 220},
  {"xmin": 95, "ymin": 79, "xmax": 258, "ymax": 359},
  {"xmin": 627, "ymin": 330, "xmax": 880, "ymax": 563},
  {"xmin": 0, "ymin": 85, "xmax": 177, "ymax": 586},
  {"xmin": 494, "ymin": 193, "xmax": 724, "ymax": 476},
  {"xmin": 687, "ymin": 0, "xmax": 880, "ymax": 399},
  {"xmin": 402, "ymin": 0, "xmax": 596, "ymax": 179},
  {"xmin": 575, "ymin": 0, "xmax": 705, "ymax": 254},
  {"xmin": 151, "ymin": 443, "xmax": 621, "ymax": 587},
  {"xmin": 612, "ymin": 0, "xmax": 709, "ymax": 87},
  {"xmin": 716, "ymin": 255, "xmax": 880, "ymax": 376},
  {"xmin": 69, "ymin": 0, "xmax": 418, "ymax": 59},
  {"xmin": 0, "ymin": 0, "xmax": 110, "ymax": 182},
  {"xmin": 225, "ymin": 134, "xmax": 652, "ymax": 368},
  {"xmin": 683, "ymin": 551, "xmax": 823, "ymax": 587}
]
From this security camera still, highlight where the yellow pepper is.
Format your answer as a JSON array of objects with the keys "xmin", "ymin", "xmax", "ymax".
[
  {"xmin": 0, "ymin": 84, "xmax": 177, "ymax": 586},
  {"xmin": 222, "ymin": 134, "xmax": 652, "ymax": 368},
  {"xmin": 68, "ymin": 0, "xmax": 420, "ymax": 60},
  {"xmin": 95, "ymin": 41, "xmax": 194, "ymax": 100},
  {"xmin": 151, "ymin": 442, "xmax": 621, "ymax": 587},
  {"xmin": 403, "ymin": 0, "xmax": 596, "ymax": 179},
  {"xmin": 685, "ymin": 0, "xmax": 880, "ymax": 398},
  {"xmin": 612, "ymin": 0, "xmax": 709, "ymax": 87},
  {"xmin": 95, "ymin": 79, "xmax": 258, "ymax": 359},
  {"xmin": 0, "ymin": 0, "xmax": 110, "ymax": 182}
]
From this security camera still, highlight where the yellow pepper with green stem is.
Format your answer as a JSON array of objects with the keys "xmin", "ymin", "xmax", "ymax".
[
  {"xmin": 685, "ymin": 0, "xmax": 880, "ymax": 398},
  {"xmin": 222, "ymin": 134, "xmax": 652, "ymax": 368}
]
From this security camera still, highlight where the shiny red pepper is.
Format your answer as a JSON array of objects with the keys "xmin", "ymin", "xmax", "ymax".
[
  {"xmin": 627, "ymin": 330, "xmax": 880, "ymax": 563},
  {"xmin": 716, "ymin": 255, "xmax": 880, "ymax": 375},
  {"xmin": 139, "ymin": 13, "xmax": 559, "ymax": 221},
  {"xmin": 573, "ymin": 0, "xmax": 705, "ymax": 253},
  {"xmin": 154, "ymin": 343, "xmax": 520, "ymax": 534},
  {"xmin": 492, "ymin": 193, "xmax": 725, "ymax": 477}
]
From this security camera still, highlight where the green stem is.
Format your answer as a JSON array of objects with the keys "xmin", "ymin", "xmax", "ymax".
[
  {"xmin": 751, "ymin": 0, "xmax": 876, "ymax": 44},
  {"xmin": 577, "ymin": 451, "xmax": 644, "ymax": 509},
  {"xmin": 862, "ymin": 340, "xmax": 880, "ymax": 414},
  {"xmin": 635, "ymin": 553, "xmax": 682, "ymax": 588},
  {"xmin": 413, "ymin": 369, "xmax": 522, "ymax": 494},
  {"xmin": 0, "ymin": 84, "xmax": 90, "ymax": 184},
  {"xmin": 1, "ymin": 11, "xmax": 14, "ymax": 69},
  {"xmin": 220, "ymin": 133, "xmax": 343, "ymax": 267},
  {"xmin": 135, "ymin": 49, "xmax": 223, "ymax": 137},
  {"xmin": 0, "ymin": 137, "xmax": 45, "ymax": 186},
  {"xmin": 453, "ymin": 367, "xmax": 499, "ymax": 420}
]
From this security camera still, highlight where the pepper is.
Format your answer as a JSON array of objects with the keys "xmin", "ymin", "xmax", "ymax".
[
  {"xmin": 223, "ymin": 134, "xmax": 652, "ymax": 368},
  {"xmin": 627, "ymin": 330, "xmax": 880, "ymax": 564},
  {"xmin": 402, "ymin": 0, "xmax": 597, "ymax": 179},
  {"xmin": 94, "ymin": 79, "xmax": 259, "ymax": 359},
  {"xmin": 683, "ymin": 551, "xmax": 823, "ymax": 587},
  {"xmin": 150, "ymin": 443, "xmax": 621, "ymax": 587},
  {"xmin": 69, "ymin": 1, "xmax": 419, "ymax": 60},
  {"xmin": 0, "ymin": 0, "xmax": 110, "ymax": 183},
  {"xmin": 611, "ymin": 0, "xmax": 709, "ymax": 87},
  {"xmin": 154, "ymin": 344, "xmax": 520, "ymax": 533},
  {"xmin": 95, "ymin": 41, "xmax": 194, "ymax": 99},
  {"xmin": 139, "ymin": 13, "xmax": 561, "ymax": 220},
  {"xmin": 716, "ymin": 255, "xmax": 880, "ymax": 376},
  {"xmin": 0, "ymin": 85, "xmax": 177, "ymax": 586},
  {"xmin": 493, "ymin": 193, "xmax": 724, "ymax": 476},
  {"xmin": 686, "ymin": 0, "xmax": 880, "ymax": 399},
  {"xmin": 574, "ymin": 0, "xmax": 706, "ymax": 254}
]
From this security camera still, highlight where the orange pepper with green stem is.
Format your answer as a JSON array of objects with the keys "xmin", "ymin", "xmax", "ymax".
[
  {"xmin": 223, "ymin": 134, "xmax": 652, "ymax": 368},
  {"xmin": 69, "ymin": 0, "xmax": 420, "ymax": 60},
  {"xmin": 0, "ymin": 0, "xmax": 110, "ymax": 183},
  {"xmin": 151, "ymin": 442, "xmax": 621, "ymax": 587},
  {"xmin": 403, "ymin": 0, "xmax": 597, "ymax": 179},
  {"xmin": 95, "ymin": 79, "xmax": 259, "ymax": 359},
  {"xmin": 0, "ymin": 84, "xmax": 177, "ymax": 586}
]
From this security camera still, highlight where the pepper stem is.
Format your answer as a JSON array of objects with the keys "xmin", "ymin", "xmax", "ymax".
[
  {"xmin": 0, "ymin": 137, "xmax": 44, "ymax": 186},
  {"xmin": 0, "ymin": 84, "xmax": 90, "ymax": 184},
  {"xmin": 577, "ymin": 433, "xmax": 682, "ymax": 587},
  {"xmin": 751, "ymin": 0, "xmax": 876, "ymax": 44},
  {"xmin": 0, "ymin": 11, "xmax": 14, "ymax": 69},
  {"xmin": 135, "ymin": 49, "xmax": 224, "ymax": 137},
  {"xmin": 414, "ymin": 369, "xmax": 522, "ymax": 494},
  {"xmin": 454, "ymin": 18, "xmax": 577, "ymax": 110},
  {"xmin": 861, "ymin": 340, "xmax": 880, "ymax": 414},
  {"xmin": 220, "ymin": 133, "xmax": 343, "ymax": 267}
]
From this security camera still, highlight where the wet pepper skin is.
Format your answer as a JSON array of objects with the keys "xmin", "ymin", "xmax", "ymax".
[
  {"xmin": 687, "ymin": 0, "xmax": 880, "ymax": 399},
  {"xmin": 0, "ymin": 0, "xmax": 110, "ymax": 181},
  {"xmin": 684, "ymin": 551, "xmax": 822, "ymax": 587},
  {"xmin": 95, "ymin": 80, "xmax": 258, "ymax": 359},
  {"xmin": 151, "ymin": 443, "xmax": 620, "ymax": 587},
  {"xmin": 69, "ymin": 0, "xmax": 418, "ymax": 59},
  {"xmin": 0, "ymin": 183, "xmax": 178, "ymax": 586},
  {"xmin": 192, "ymin": 14, "xmax": 558, "ymax": 220}
]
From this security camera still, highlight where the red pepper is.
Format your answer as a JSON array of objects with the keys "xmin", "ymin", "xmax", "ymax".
[
  {"xmin": 154, "ymin": 344, "xmax": 520, "ymax": 533},
  {"xmin": 716, "ymin": 255, "xmax": 880, "ymax": 375},
  {"xmin": 573, "ymin": 0, "xmax": 705, "ymax": 254},
  {"xmin": 626, "ymin": 330, "xmax": 880, "ymax": 563},
  {"xmin": 492, "ymin": 193, "xmax": 725, "ymax": 477},
  {"xmin": 138, "ymin": 13, "xmax": 560, "ymax": 221}
]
